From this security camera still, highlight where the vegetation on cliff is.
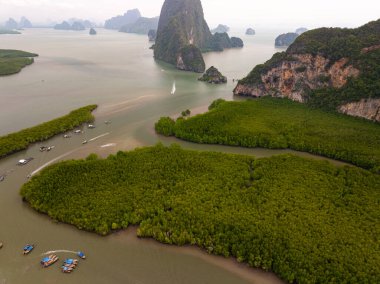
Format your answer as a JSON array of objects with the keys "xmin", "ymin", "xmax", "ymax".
[
  {"xmin": 20, "ymin": 144, "xmax": 380, "ymax": 283},
  {"xmin": 0, "ymin": 49, "xmax": 38, "ymax": 76},
  {"xmin": 155, "ymin": 98, "xmax": 380, "ymax": 171},
  {"xmin": 154, "ymin": 0, "xmax": 243, "ymax": 72},
  {"xmin": 238, "ymin": 19, "xmax": 380, "ymax": 109},
  {"xmin": 0, "ymin": 105, "xmax": 97, "ymax": 158},
  {"xmin": 198, "ymin": 66, "xmax": 227, "ymax": 84}
]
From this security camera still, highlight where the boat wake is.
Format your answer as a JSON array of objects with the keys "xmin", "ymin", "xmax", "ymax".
[
  {"xmin": 100, "ymin": 143, "xmax": 116, "ymax": 148},
  {"xmin": 41, "ymin": 250, "xmax": 77, "ymax": 256},
  {"xmin": 89, "ymin": 132, "xmax": 110, "ymax": 142},
  {"xmin": 30, "ymin": 149, "xmax": 77, "ymax": 177}
]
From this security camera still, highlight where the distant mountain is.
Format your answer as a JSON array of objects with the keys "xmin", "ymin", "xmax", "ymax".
[
  {"xmin": 105, "ymin": 9, "xmax": 141, "ymax": 30},
  {"xmin": 211, "ymin": 24, "xmax": 229, "ymax": 34},
  {"xmin": 119, "ymin": 17, "xmax": 159, "ymax": 35},
  {"xmin": 19, "ymin": 17, "xmax": 32, "ymax": 28},
  {"xmin": 54, "ymin": 21, "xmax": 85, "ymax": 31},
  {"xmin": 275, "ymin": 33, "xmax": 299, "ymax": 47},
  {"xmin": 154, "ymin": 0, "xmax": 243, "ymax": 73},
  {"xmin": 5, "ymin": 18, "xmax": 18, "ymax": 30},
  {"xmin": 246, "ymin": 28, "xmax": 255, "ymax": 35},
  {"xmin": 295, "ymin": 27, "xmax": 308, "ymax": 35}
]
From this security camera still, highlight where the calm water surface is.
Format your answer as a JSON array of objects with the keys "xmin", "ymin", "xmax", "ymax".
[{"xmin": 0, "ymin": 29, "xmax": 341, "ymax": 284}]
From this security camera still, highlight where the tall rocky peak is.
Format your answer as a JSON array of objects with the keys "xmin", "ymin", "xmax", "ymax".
[
  {"xmin": 234, "ymin": 19, "xmax": 380, "ymax": 122},
  {"xmin": 154, "ymin": 0, "xmax": 243, "ymax": 73}
]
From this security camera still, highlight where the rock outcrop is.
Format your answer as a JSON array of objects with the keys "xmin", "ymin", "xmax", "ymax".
[
  {"xmin": 5, "ymin": 18, "xmax": 18, "ymax": 30},
  {"xmin": 148, "ymin": 29, "xmax": 157, "ymax": 41},
  {"xmin": 211, "ymin": 24, "xmax": 229, "ymax": 34},
  {"xmin": 54, "ymin": 21, "xmax": 85, "ymax": 31},
  {"xmin": 119, "ymin": 17, "xmax": 159, "ymax": 35},
  {"xmin": 71, "ymin": 22, "xmax": 85, "ymax": 31},
  {"xmin": 176, "ymin": 45, "xmax": 205, "ymax": 73},
  {"xmin": 89, "ymin": 28, "xmax": 97, "ymax": 35},
  {"xmin": 198, "ymin": 66, "xmax": 227, "ymax": 84},
  {"xmin": 105, "ymin": 9, "xmax": 141, "ymax": 30},
  {"xmin": 246, "ymin": 28, "xmax": 256, "ymax": 35},
  {"xmin": 154, "ymin": 0, "xmax": 244, "ymax": 73},
  {"xmin": 275, "ymin": 33, "xmax": 299, "ymax": 47},
  {"xmin": 54, "ymin": 21, "xmax": 71, "ymax": 30},
  {"xmin": 339, "ymin": 99, "xmax": 380, "ymax": 122},
  {"xmin": 234, "ymin": 19, "xmax": 380, "ymax": 122},
  {"xmin": 234, "ymin": 54, "xmax": 360, "ymax": 102}
]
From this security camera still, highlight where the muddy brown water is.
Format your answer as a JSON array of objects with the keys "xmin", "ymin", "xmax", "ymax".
[{"xmin": 0, "ymin": 29, "xmax": 346, "ymax": 283}]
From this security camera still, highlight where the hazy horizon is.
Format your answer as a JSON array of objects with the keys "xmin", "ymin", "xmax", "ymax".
[{"xmin": 0, "ymin": 0, "xmax": 379, "ymax": 30}]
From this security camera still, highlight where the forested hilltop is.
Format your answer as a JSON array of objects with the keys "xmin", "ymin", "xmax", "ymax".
[
  {"xmin": 234, "ymin": 19, "xmax": 380, "ymax": 122},
  {"xmin": 21, "ymin": 144, "xmax": 380, "ymax": 283},
  {"xmin": 0, "ymin": 49, "xmax": 38, "ymax": 76},
  {"xmin": 155, "ymin": 98, "xmax": 380, "ymax": 172}
]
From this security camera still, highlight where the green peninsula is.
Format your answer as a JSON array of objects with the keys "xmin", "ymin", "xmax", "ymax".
[
  {"xmin": 155, "ymin": 98, "xmax": 380, "ymax": 171},
  {"xmin": 0, "ymin": 105, "xmax": 97, "ymax": 158},
  {"xmin": 0, "ymin": 49, "xmax": 38, "ymax": 76},
  {"xmin": 21, "ymin": 144, "xmax": 380, "ymax": 283}
]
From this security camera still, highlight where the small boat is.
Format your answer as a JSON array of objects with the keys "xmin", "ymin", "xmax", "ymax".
[
  {"xmin": 62, "ymin": 266, "xmax": 73, "ymax": 273},
  {"xmin": 17, "ymin": 158, "xmax": 33, "ymax": 166},
  {"xmin": 64, "ymin": 258, "xmax": 78, "ymax": 265},
  {"xmin": 23, "ymin": 244, "xmax": 34, "ymax": 255},
  {"xmin": 39, "ymin": 146, "xmax": 47, "ymax": 152},
  {"xmin": 0, "ymin": 242, "xmax": 3, "ymax": 249},
  {"xmin": 0, "ymin": 175, "xmax": 5, "ymax": 182},
  {"xmin": 63, "ymin": 134, "xmax": 71, "ymax": 138},
  {"xmin": 41, "ymin": 254, "xmax": 59, "ymax": 268},
  {"xmin": 171, "ymin": 81, "xmax": 176, "ymax": 95},
  {"xmin": 88, "ymin": 124, "xmax": 96, "ymax": 129},
  {"xmin": 47, "ymin": 146, "xmax": 55, "ymax": 152},
  {"xmin": 74, "ymin": 129, "xmax": 82, "ymax": 134},
  {"xmin": 77, "ymin": 251, "xmax": 86, "ymax": 259},
  {"xmin": 82, "ymin": 140, "xmax": 88, "ymax": 145},
  {"xmin": 104, "ymin": 120, "xmax": 111, "ymax": 125}
]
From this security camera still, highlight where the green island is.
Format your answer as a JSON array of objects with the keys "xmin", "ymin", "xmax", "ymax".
[
  {"xmin": 155, "ymin": 98, "xmax": 380, "ymax": 172},
  {"xmin": 0, "ymin": 29, "xmax": 21, "ymax": 35},
  {"xmin": 0, "ymin": 105, "xmax": 97, "ymax": 158},
  {"xmin": 0, "ymin": 49, "xmax": 38, "ymax": 76},
  {"xmin": 20, "ymin": 144, "xmax": 380, "ymax": 283}
]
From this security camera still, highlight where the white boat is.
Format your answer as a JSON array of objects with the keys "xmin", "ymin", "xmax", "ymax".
[
  {"xmin": 171, "ymin": 81, "xmax": 176, "ymax": 95},
  {"xmin": 88, "ymin": 124, "xmax": 95, "ymax": 129},
  {"xmin": 17, "ymin": 158, "xmax": 33, "ymax": 166},
  {"xmin": 74, "ymin": 130, "xmax": 82, "ymax": 134},
  {"xmin": 63, "ymin": 134, "xmax": 71, "ymax": 138},
  {"xmin": 82, "ymin": 140, "xmax": 88, "ymax": 145}
]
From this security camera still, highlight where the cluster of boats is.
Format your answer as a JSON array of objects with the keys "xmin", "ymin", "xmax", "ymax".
[
  {"xmin": 39, "ymin": 146, "xmax": 55, "ymax": 152},
  {"xmin": 18, "ymin": 243, "xmax": 86, "ymax": 273},
  {"xmin": 61, "ymin": 258, "xmax": 78, "ymax": 273}
]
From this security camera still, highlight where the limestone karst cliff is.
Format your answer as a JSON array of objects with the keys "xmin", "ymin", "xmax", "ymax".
[{"xmin": 234, "ymin": 19, "xmax": 380, "ymax": 122}]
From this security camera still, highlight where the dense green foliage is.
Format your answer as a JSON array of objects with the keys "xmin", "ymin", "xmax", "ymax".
[
  {"xmin": 0, "ymin": 29, "xmax": 21, "ymax": 34},
  {"xmin": 0, "ymin": 105, "xmax": 97, "ymax": 158},
  {"xmin": 154, "ymin": 117, "xmax": 175, "ymax": 136},
  {"xmin": 155, "ymin": 98, "xmax": 380, "ymax": 171},
  {"xmin": 0, "ymin": 49, "xmax": 38, "ymax": 76},
  {"xmin": 239, "ymin": 19, "xmax": 380, "ymax": 107},
  {"xmin": 20, "ymin": 144, "xmax": 380, "ymax": 283}
]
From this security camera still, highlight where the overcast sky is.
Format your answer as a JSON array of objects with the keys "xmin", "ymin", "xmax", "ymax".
[{"xmin": 0, "ymin": 0, "xmax": 379, "ymax": 29}]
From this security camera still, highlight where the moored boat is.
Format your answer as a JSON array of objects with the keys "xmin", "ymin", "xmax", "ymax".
[
  {"xmin": 41, "ymin": 254, "xmax": 59, "ymax": 267},
  {"xmin": 23, "ymin": 244, "xmax": 34, "ymax": 255},
  {"xmin": 0, "ymin": 242, "xmax": 3, "ymax": 249},
  {"xmin": 61, "ymin": 266, "xmax": 73, "ymax": 273},
  {"xmin": 77, "ymin": 251, "xmax": 86, "ymax": 259},
  {"xmin": 64, "ymin": 258, "xmax": 78, "ymax": 265}
]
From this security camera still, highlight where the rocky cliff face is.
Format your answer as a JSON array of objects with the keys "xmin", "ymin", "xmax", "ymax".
[
  {"xmin": 154, "ymin": 0, "xmax": 244, "ymax": 73},
  {"xmin": 154, "ymin": 0, "xmax": 211, "ymax": 72},
  {"xmin": 198, "ymin": 66, "xmax": 227, "ymax": 83},
  {"xmin": 339, "ymin": 99, "xmax": 380, "ymax": 122},
  {"xmin": 234, "ymin": 19, "xmax": 380, "ymax": 122},
  {"xmin": 234, "ymin": 54, "xmax": 360, "ymax": 102}
]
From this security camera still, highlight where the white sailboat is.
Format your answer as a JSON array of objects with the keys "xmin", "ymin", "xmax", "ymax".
[{"xmin": 171, "ymin": 81, "xmax": 176, "ymax": 95}]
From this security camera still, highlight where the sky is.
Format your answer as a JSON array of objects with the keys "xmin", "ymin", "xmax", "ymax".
[{"xmin": 0, "ymin": 0, "xmax": 379, "ymax": 30}]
